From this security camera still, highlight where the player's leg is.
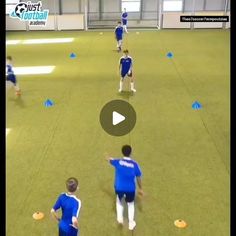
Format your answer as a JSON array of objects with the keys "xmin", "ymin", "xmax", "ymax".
[
  {"xmin": 119, "ymin": 77, "xmax": 125, "ymax": 92},
  {"xmin": 6, "ymin": 80, "xmax": 14, "ymax": 92},
  {"xmin": 129, "ymin": 72, "xmax": 136, "ymax": 92},
  {"xmin": 116, "ymin": 40, "xmax": 119, "ymax": 51},
  {"xmin": 69, "ymin": 225, "xmax": 79, "ymax": 236},
  {"xmin": 125, "ymin": 192, "xmax": 136, "ymax": 230},
  {"xmin": 117, "ymin": 39, "xmax": 122, "ymax": 52},
  {"xmin": 59, "ymin": 227, "xmax": 67, "ymax": 236},
  {"xmin": 115, "ymin": 191, "xmax": 124, "ymax": 224},
  {"xmin": 14, "ymin": 83, "xmax": 21, "ymax": 96},
  {"xmin": 123, "ymin": 24, "xmax": 128, "ymax": 33}
]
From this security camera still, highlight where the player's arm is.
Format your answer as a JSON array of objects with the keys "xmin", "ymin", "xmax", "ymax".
[
  {"xmin": 136, "ymin": 177, "xmax": 144, "ymax": 196},
  {"xmin": 105, "ymin": 154, "xmax": 119, "ymax": 167},
  {"xmin": 128, "ymin": 59, "xmax": 133, "ymax": 74},
  {"xmin": 119, "ymin": 59, "xmax": 122, "ymax": 75},
  {"xmin": 50, "ymin": 208, "xmax": 61, "ymax": 222},
  {"xmin": 105, "ymin": 153, "xmax": 114, "ymax": 161},
  {"xmin": 51, "ymin": 196, "xmax": 61, "ymax": 222},
  {"xmin": 71, "ymin": 200, "xmax": 81, "ymax": 229},
  {"xmin": 135, "ymin": 164, "xmax": 144, "ymax": 195},
  {"xmin": 72, "ymin": 216, "xmax": 79, "ymax": 229}
]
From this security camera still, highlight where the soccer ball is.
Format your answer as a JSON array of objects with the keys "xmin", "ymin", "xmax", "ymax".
[{"xmin": 14, "ymin": 3, "xmax": 27, "ymax": 18}]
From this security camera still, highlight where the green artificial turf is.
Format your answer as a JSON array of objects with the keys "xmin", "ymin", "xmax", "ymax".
[{"xmin": 6, "ymin": 29, "xmax": 230, "ymax": 236}]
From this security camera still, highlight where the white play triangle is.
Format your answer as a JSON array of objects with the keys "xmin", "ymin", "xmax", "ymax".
[{"xmin": 112, "ymin": 111, "xmax": 125, "ymax": 126}]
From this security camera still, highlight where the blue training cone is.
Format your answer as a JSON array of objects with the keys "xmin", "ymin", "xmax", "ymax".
[
  {"xmin": 44, "ymin": 99, "xmax": 54, "ymax": 107},
  {"xmin": 70, "ymin": 53, "xmax": 76, "ymax": 59},
  {"xmin": 167, "ymin": 52, "xmax": 173, "ymax": 58},
  {"xmin": 192, "ymin": 101, "xmax": 202, "ymax": 110}
]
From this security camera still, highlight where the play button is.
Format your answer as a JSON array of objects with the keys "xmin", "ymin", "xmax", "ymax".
[
  {"xmin": 99, "ymin": 100, "xmax": 136, "ymax": 136},
  {"xmin": 113, "ymin": 111, "xmax": 125, "ymax": 125}
]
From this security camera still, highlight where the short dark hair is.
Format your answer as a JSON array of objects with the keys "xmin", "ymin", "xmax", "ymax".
[
  {"xmin": 122, "ymin": 145, "xmax": 132, "ymax": 156},
  {"xmin": 123, "ymin": 49, "xmax": 129, "ymax": 54},
  {"xmin": 66, "ymin": 177, "xmax": 78, "ymax": 192},
  {"xmin": 7, "ymin": 56, "xmax": 12, "ymax": 61},
  {"xmin": 118, "ymin": 21, "xmax": 121, "ymax": 24}
]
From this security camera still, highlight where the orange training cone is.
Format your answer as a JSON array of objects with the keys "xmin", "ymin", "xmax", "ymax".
[
  {"xmin": 33, "ymin": 212, "xmax": 44, "ymax": 220},
  {"xmin": 174, "ymin": 219, "xmax": 187, "ymax": 228}
]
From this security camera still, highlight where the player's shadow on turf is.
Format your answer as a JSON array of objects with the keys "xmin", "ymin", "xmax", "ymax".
[
  {"xmin": 100, "ymin": 183, "xmax": 144, "ymax": 213},
  {"xmin": 100, "ymin": 184, "xmax": 116, "ymax": 211},
  {"xmin": 11, "ymin": 96, "xmax": 25, "ymax": 108},
  {"xmin": 136, "ymin": 195, "xmax": 143, "ymax": 212},
  {"xmin": 112, "ymin": 49, "xmax": 121, "ymax": 53},
  {"xmin": 117, "ymin": 91, "xmax": 134, "ymax": 100}
]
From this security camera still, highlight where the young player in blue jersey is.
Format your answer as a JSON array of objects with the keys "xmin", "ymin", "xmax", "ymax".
[
  {"xmin": 122, "ymin": 8, "xmax": 128, "ymax": 33},
  {"xmin": 119, "ymin": 49, "xmax": 136, "ymax": 92},
  {"xmin": 106, "ymin": 145, "xmax": 144, "ymax": 231},
  {"xmin": 114, "ymin": 21, "xmax": 124, "ymax": 52},
  {"xmin": 6, "ymin": 56, "xmax": 21, "ymax": 96},
  {"xmin": 51, "ymin": 177, "xmax": 82, "ymax": 236}
]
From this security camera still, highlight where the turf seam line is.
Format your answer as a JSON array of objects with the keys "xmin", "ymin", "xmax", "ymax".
[
  {"xmin": 170, "ymin": 60, "xmax": 229, "ymax": 174},
  {"xmin": 17, "ymin": 87, "xmax": 73, "ymax": 214},
  {"xmin": 158, "ymin": 33, "xmax": 229, "ymax": 174}
]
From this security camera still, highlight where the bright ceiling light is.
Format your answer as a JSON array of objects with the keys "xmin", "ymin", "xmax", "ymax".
[
  {"xmin": 6, "ymin": 40, "xmax": 21, "ymax": 45},
  {"xmin": 22, "ymin": 38, "xmax": 74, "ymax": 44},
  {"xmin": 13, "ymin": 66, "xmax": 55, "ymax": 75},
  {"xmin": 6, "ymin": 128, "xmax": 11, "ymax": 136}
]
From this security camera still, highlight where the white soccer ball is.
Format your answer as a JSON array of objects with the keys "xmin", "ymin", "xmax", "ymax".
[{"xmin": 15, "ymin": 3, "xmax": 27, "ymax": 18}]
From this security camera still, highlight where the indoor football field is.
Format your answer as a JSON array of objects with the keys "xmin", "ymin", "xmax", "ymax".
[{"xmin": 6, "ymin": 29, "xmax": 230, "ymax": 236}]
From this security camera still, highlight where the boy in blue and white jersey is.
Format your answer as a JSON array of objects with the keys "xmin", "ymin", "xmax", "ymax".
[
  {"xmin": 119, "ymin": 49, "xmax": 136, "ymax": 92},
  {"xmin": 6, "ymin": 56, "xmax": 21, "ymax": 96},
  {"xmin": 114, "ymin": 21, "xmax": 124, "ymax": 52},
  {"xmin": 106, "ymin": 145, "xmax": 144, "ymax": 231},
  {"xmin": 122, "ymin": 8, "xmax": 128, "ymax": 33},
  {"xmin": 51, "ymin": 177, "xmax": 82, "ymax": 236}
]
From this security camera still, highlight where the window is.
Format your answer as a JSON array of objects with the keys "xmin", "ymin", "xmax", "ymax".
[
  {"xmin": 163, "ymin": 0, "xmax": 183, "ymax": 12},
  {"xmin": 121, "ymin": 0, "xmax": 141, "ymax": 12},
  {"xmin": 6, "ymin": 0, "xmax": 20, "ymax": 15}
]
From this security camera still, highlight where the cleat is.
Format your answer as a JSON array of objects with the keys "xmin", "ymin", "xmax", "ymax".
[
  {"xmin": 128, "ymin": 221, "xmax": 136, "ymax": 230},
  {"xmin": 131, "ymin": 89, "xmax": 136, "ymax": 93},
  {"xmin": 16, "ymin": 91, "xmax": 21, "ymax": 96},
  {"xmin": 117, "ymin": 219, "xmax": 124, "ymax": 225}
]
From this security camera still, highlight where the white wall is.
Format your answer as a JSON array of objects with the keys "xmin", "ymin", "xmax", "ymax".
[
  {"xmin": 142, "ymin": 0, "xmax": 159, "ymax": 20},
  {"xmin": 193, "ymin": 11, "xmax": 224, "ymax": 28},
  {"xmin": 172, "ymin": 0, "xmax": 227, "ymax": 12},
  {"xmin": 102, "ymin": 0, "xmax": 120, "ymax": 12},
  {"xmin": 162, "ymin": 11, "xmax": 230, "ymax": 29},
  {"xmin": 6, "ymin": 0, "xmax": 230, "ymax": 29},
  {"xmin": 61, "ymin": 0, "xmax": 80, "ymax": 14},
  {"xmin": 88, "ymin": 0, "xmax": 99, "ymax": 12},
  {"xmin": 29, "ymin": 0, "xmax": 60, "ymax": 13},
  {"xmin": 6, "ymin": 14, "xmax": 84, "ymax": 31},
  {"xmin": 28, "ymin": 15, "xmax": 56, "ymax": 30},
  {"xmin": 184, "ymin": 0, "xmax": 204, "ymax": 11},
  {"xmin": 57, "ymin": 14, "xmax": 84, "ymax": 30},
  {"xmin": 143, "ymin": 0, "xmax": 158, "ymax": 11},
  {"xmin": 226, "ymin": 11, "xmax": 230, "ymax": 28},
  {"xmin": 162, "ymin": 12, "xmax": 191, "ymax": 28},
  {"xmin": 6, "ymin": 16, "xmax": 27, "ymax": 30}
]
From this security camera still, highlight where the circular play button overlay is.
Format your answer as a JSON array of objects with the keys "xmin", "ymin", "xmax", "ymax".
[{"xmin": 99, "ymin": 100, "xmax": 136, "ymax": 136}]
